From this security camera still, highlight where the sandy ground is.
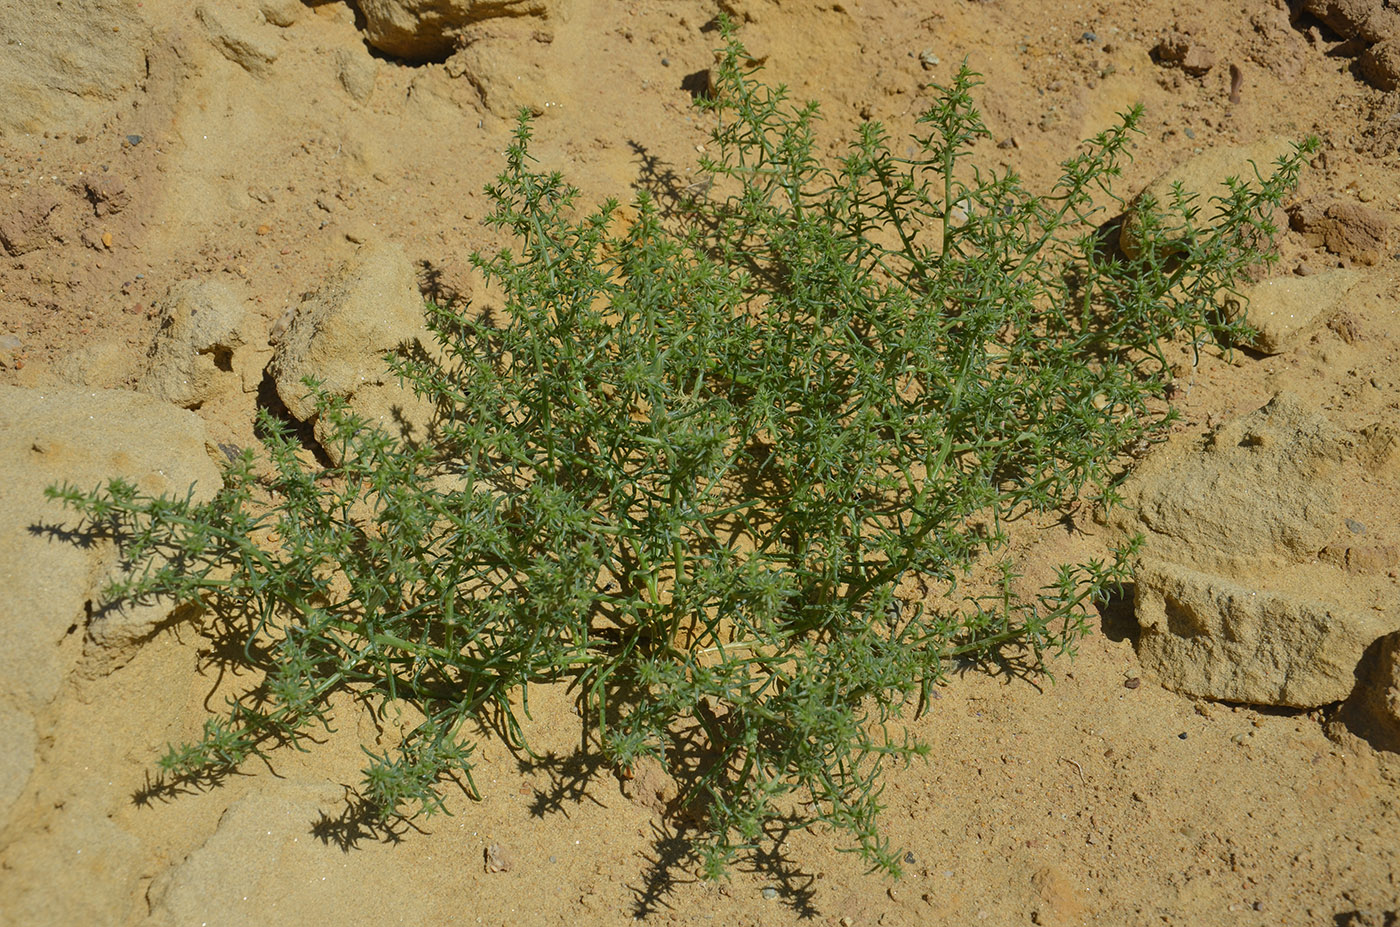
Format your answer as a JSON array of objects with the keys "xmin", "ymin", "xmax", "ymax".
[{"xmin": 2, "ymin": 0, "xmax": 1399, "ymax": 924}]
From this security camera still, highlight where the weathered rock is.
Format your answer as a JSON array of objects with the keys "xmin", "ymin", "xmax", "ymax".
[
  {"xmin": 137, "ymin": 279, "xmax": 252, "ymax": 409},
  {"xmin": 1110, "ymin": 392, "xmax": 1348, "ymax": 576},
  {"xmin": 80, "ymin": 175, "xmax": 131, "ymax": 217},
  {"xmin": 0, "ymin": 333, "xmax": 22, "ymax": 370},
  {"xmin": 1134, "ymin": 558, "xmax": 1396, "ymax": 707},
  {"xmin": 1029, "ymin": 864, "xmax": 1089, "ymax": 926},
  {"xmin": 1153, "ymin": 31, "xmax": 1217, "ymax": 76},
  {"xmin": 0, "ymin": 193, "xmax": 60, "ymax": 256},
  {"xmin": 356, "ymin": 0, "xmax": 557, "ymax": 61},
  {"xmin": 1301, "ymin": 0, "xmax": 1400, "ymax": 89},
  {"xmin": 259, "ymin": 0, "xmax": 303, "ymax": 27},
  {"xmin": 336, "ymin": 47, "xmax": 379, "ymax": 103},
  {"xmin": 1321, "ymin": 541, "xmax": 1400, "ymax": 574},
  {"xmin": 1360, "ymin": 36, "xmax": 1400, "ymax": 90},
  {"xmin": 1352, "ymin": 632, "xmax": 1400, "ymax": 749},
  {"xmin": 1301, "ymin": 0, "xmax": 1400, "ymax": 45},
  {"xmin": 1113, "ymin": 392, "xmax": 1400, "ymax": 708},
  {"xmin": 0, "ymin": 386, "xmax": 222, "ymax": 708},
  {"xmin": 0, "ymin": 807, "xmax": 142, "ymax": 926},
  {"xmin": 269, "ymin": 241, "xmax": 437, "ymax": 464},
  {"xmin": 1290, "ymin": 198, "xmax": 1395, "ymax": 266},
  {"xmin": 1247, "ymin": 8, "xmax": 1309, "ymax": 83},
  {"xmin": 0, "ymin": 0, "xmax": 149, "ymax": 137},
  {"xmin": 144, "ymin": 781, "xmax": 344, "ymax": 927},
  {"xmin": 445, "ymin": 34, "xmax": 561, "ymax": 115},
  {"xmin": 0, "ymin": 701, "xmax": 36, "ymax": 828},
  {"xmin": 54, "ymin": 338, "xmax": 136, "ymax": 389},
  {"xmin": 1225, "ymin": 269, "xmax": 1365, "ymax": 354},
  {"xmin": 196, "ymin": 4, "xmax": 281, "ymax": 76},
  {"xmin": 620, "ymin": 755, "xmax": 679, "ymax": 815},
  {"xmin": 1119, "ymin": 137, "xmax": 1295, "ymax": 260}
]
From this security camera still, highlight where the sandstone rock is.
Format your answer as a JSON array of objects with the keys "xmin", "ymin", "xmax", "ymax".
[
  {"xmin": 0, "ymin": 0, "xmax": 149, "ymax": 137},
  {"xmin": 1119, "ymin": 137, "xmax": 1295, "ymax": 260},
  {"xmin": 0, "ymin": 333, "xmax": 22, "ymax": 370},
  {"xmin": 620, "ymin": 755, "xmax": 679, "ymax": 815},
  {"xmin": 1134, "ymin": 558, "xmax": 1396, "ymax": 707},
  {"xmin": 1225, "ymin": 269, "xmax": 1365, "ymax": 354},
  {"xmin": 1353, "ymin": 631, "xmax": 1400, "ymax": 749},
  {"xmin": 1301, "ymin": 0, "xmax": 1400, "ymax": 90},
  {"xmin": 1029, "ymin": 865, "xmax": 1089, "ymax": 926},
  {"xmin": 1301, "ymin": 0, "xmax": 1400, "ymax": 44},
  {"xmin": 1360, "ymin": 36, "xmax": 1400, "ymax": 91},
  {"xmin": 0, "ymin": 701, "xmax": 36, "ymax": 829},
  {"xmin": 356, "ymin": 0, "xmax": 557, "ymax": 61},
  {"xmin": 1110, "ymin": 392, "xmax": 1348, "ymax": 576},
  {"xmin": 1290, "ymin": 198, "xmax": 1395, "ymax": 266},
  {"xmin": 0, "ymin": 386, "xmax": 221, "ymax": 709},
  {"xmin": 0, "ymin": 193, "xmax": 59, "ymax": 256},
  {"xmin": 268, "ymin": 241, "xmax": 437, "ymax": 464},
  {"xmin": 81, "ymin": 175, "xmax": 131, "ymax": 217},
  {"xmin": 54, "ymin": 338, "xmax": 137, "ymax": 389},
  {"xmin": 137, "ymin": 279, "xmax": 252, "ymax": 409},
  {"xmin": 1112, "ymin": 393, "xmax": 1400, "ymax": 709},
  {"xmin": 144, "ymin": 781, "xmax": 343, "ymax": 927},
  {"xmin": 1153, "ymin": 31, "xmax": 1216, "ymax": 76},
  {"xmin": 0, "ymin": 807, "xmax": 141, "ymax": 926},
  {"xmin": 196, "ymin": 4, "xmax": 281, "ymax": 76},
  {"xmin": 1248, "ymin": 8, "xmax": 1309, "ymax": 83},
  {"xmin": 259, "ymin": 0, "xmax": 303, "ymax": 27},
  {"xmin": 445, "ymin": 34, "xmax": 562, "ymax": 115},
  {"xmin": 336, "ymin": 47, "xmax": 379, "ymax": 103}
]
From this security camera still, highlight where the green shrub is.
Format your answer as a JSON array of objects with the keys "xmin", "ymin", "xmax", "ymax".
[{"xmin": 49, "ymin": 26, "xmax": 1310, "ymax": 877}]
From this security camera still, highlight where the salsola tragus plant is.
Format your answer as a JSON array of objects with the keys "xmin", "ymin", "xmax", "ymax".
[{"xmin": 48, "ymin": 25, "xmax": 1312, "ymax": 877}]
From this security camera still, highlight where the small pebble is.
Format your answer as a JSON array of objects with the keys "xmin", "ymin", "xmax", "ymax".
[
  {"xmin": 483, "ymin": 843, "xmax": 512, "ymax": 873},
  {"xmin": 126, "ymin": 134, "xmax": 142, "ymax": 146},
  {"xmin": 1177, "ymin": 732, "xmax": 1188, "ymax": 740},
  {"xmin": 1124, "ymin": 677, "xmax": 1141, "ymax": 689},
  {"xmin": 762, "ymin": 887, "xmax": 778, "ymax": 900},
  {"xmin": 1346, "ymin": 518, "xmax": 1366, "ymax": 534},
  {"xmin": 1082, "ymin": 31, "xmax": 1098, "ymax": 43}
]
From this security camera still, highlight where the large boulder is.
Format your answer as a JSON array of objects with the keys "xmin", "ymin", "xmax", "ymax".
[
  {"xmin": 268, "ymin": 241, "xmax": 437, "ymax": 464},
  {"xmin": 356, "ymin": 0, "xmax": 559, "ymax": 61}
]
